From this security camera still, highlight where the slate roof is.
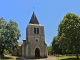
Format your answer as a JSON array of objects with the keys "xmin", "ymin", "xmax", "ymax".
[{"xmin": 29, "ymin": 12, "xmax": 39, "ymax": 24}]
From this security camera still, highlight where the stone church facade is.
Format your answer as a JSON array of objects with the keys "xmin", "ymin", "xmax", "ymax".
[{"xmin": 17, "ymin": 12, "xmax": 48, "ymax": 58}]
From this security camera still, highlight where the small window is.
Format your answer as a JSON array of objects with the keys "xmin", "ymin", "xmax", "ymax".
[
  {"xmin": 37, "ymin": 28, "xmax": 39, "ymax": 34},
  {"xmin": 34, "ymin": 28, "xmax": 36, "ymax": 34}
]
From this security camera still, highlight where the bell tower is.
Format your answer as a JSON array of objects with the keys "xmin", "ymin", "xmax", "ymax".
[{"xmin": 26, "ymin": 12, "xmax": 48, "ymax": 58}]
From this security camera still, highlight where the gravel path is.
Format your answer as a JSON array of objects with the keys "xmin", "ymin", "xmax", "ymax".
[
  {"xmin": 38, "ymin": 57, "xmax": 56, "ymax": 60},
  {"xmin": 16, "ymin": 57, "xmax": 56, "ymax": 60},
  {"xmin": 4, "ymin": 55, "xmax": 56, "ymax": 60}
]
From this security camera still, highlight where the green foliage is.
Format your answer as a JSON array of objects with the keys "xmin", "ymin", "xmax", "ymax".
[
  {"xmin": 0, "ymin": 17, "xmax": 7, "ymax": 57},
  {"xmin": 56, "ymin": 56, "xmax": 80, "ymax": 60},
  {"xmin": 47, "ymin": 45, "xmax": 53, "ymax": 55},
  {"xmin": 52, "ymin": 36, "xmax": 62, "ymax": 54},
  {"xmin": 0, "ymin": 17, "xmax": 21, "ymax": 57},
  {"xmin": 5, "ymin": 20, "xmax": 21, "ymax": 53},
  {"xmin": 51, "ymin": 12, "xmax": 80, "ymax": 59},
  {"xmin": 4, "ymin": 49, "xmax": 9, "ymax": 54},
  {"xmin": 58, "ymin": 13, "xmax": 80, "ymax": 59}
]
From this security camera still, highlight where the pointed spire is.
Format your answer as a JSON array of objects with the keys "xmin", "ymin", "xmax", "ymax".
[{"xmin": 29, "ymin": 12, "xmax": 39, "ymax": 24}]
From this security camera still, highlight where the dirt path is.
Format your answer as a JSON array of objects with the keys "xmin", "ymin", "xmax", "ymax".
[
  {"xmin": 16, "ymin": 57, "xmax": 56, "ymax": 60},
  {"xmin": 5, "ymin": 55, "xmax": 56, "ymax": 60},
  {"xmin": 4, "ymin": 54, "xmax": 18, "ymax": 59},
  {"xmin": 38, "ymin": 57, "xmax": 56, "ymax": 60}
]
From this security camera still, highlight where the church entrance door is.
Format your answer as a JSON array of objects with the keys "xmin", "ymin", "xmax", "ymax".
[{"xmin": 35, "ymin": 48, "xmax": 40, "ymax": 57}]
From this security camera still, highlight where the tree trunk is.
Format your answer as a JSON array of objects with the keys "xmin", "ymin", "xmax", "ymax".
[
  {"xmin": 76, "ymin": 53, "xmax": 79, "ymax": 59},
  {"xmin": 0, "ymin": 49, "xmax": 4, "ymax": 58}
]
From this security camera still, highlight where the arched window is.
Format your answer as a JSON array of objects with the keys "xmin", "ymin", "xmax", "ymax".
[
  {"xmin": 34, "ymin": 28, "xmax": 39, "ymax": 34},
  {"xmin": 34, "ymin": 28, "xmax": 36, "ymax": 34},
  {"xmin": 37, "ymin": 28, "xmax": 39, "ymax": 34}
]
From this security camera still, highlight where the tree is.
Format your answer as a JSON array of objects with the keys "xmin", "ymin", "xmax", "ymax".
[
  {"xmin": 6, "ymin": 20, "xmax": 21, "ymax": 53},
  {"xmin": 47, "ymin": 45, "xmax": 53, "ymax": 55},
  {"xmin": 58, "ymin": 13, "xmax": 80, "ymax": 59},
  {"xmin": 0, "ymin": 17, "xmax": 21, "ymax": 58},
  {"xmin": 0, "ymin": 17, "xmax": 7, "ymax": 57},
  {"xmin": 52, "ymin": 36, "xmax": 62, "ymax": 54}
]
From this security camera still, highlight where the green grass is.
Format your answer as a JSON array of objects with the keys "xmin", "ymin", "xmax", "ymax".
[
  {"xmin": 56, "ymin": 56, "xmax": 80, "ymax": 60},
  {"xmin": 0, "ymin": 55, "xmax": 17, "ymax": 60},
  {"xmin": 0, "ymin": 59, "xmax": 14, "ymax": 60},
  {"xmin": 0, "ymin": 57, "xmax": 15, "ymax": 60},
  {"xmin": 0, "ymin": 58, "xmax": 14, "ymax": 60}
]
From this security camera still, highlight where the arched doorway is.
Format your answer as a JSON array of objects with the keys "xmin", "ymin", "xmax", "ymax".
[{"xmin": 35, "ymin": 48, "xmax": 40, "ymax": 57}]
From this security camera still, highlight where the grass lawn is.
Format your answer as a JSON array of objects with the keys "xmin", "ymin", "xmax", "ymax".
[
  {"xmin": 56, "ymin": 56, "xmax": 80, "ymax": 60},
  {"xmin": 0, "ymin": 57, "xmax": 14, "ymax": 60},
  {"xmin": 0, "ymin": 55, "xmax": 18, "ymax": 60}
]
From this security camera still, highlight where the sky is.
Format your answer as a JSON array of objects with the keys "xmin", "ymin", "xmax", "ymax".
[{"xmin": 0, "ymin": 0, "xmax": 80, "ymax": 46}]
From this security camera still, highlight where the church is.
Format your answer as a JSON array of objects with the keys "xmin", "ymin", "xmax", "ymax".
[{"xmin": 13, "ymin": 12, "xmax": 48, "ymax": 58}]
